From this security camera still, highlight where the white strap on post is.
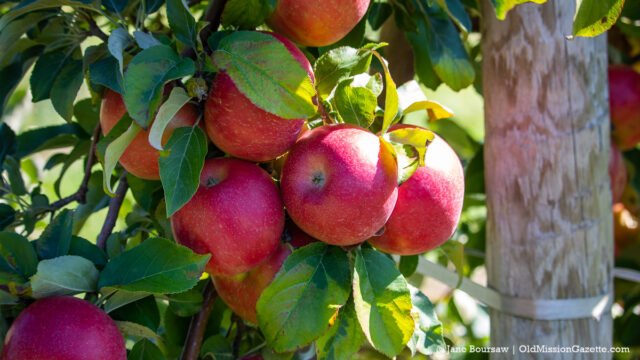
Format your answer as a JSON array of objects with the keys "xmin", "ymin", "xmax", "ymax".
[{"xmin": 415, "ymin": 257, "xmax": 614, "ymax": 321}]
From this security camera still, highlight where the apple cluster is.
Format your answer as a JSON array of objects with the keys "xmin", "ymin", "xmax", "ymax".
[{"xmin": 96, "ymin": 4, "xmax": 465, "ymax": 326}]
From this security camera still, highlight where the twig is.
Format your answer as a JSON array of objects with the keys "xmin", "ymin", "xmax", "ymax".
[
  {"xmin": 96, "ymin": 174, "xmax": 128, "ymax": 250},
  {"xmin": 232, "ymin": 314, "xmax": 246, "ymax": 358},
  {"xmin": 181, "ymin": 281, "xmax": 218, "ymax": 360},
  {"xmin": 37, "ymin": 124, "xmax": 101, "ymax": 214},
  {"xmin": 86, "ymin": 14, "xmax": 109, "ymax": 42}
]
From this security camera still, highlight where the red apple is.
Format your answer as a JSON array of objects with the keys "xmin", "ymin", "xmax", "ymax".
[
  {"xmin": 212, "ymin": 244, "xmax": 291, "ymax": 324},
  {"xmin": 369, "ymin": 127, "xmax": 464, "ymax": 255},
  {"xmin": 100, "ymin": 89, "xmax": 198, "ymax": 180},
  {"xmin": 281, "ymin": 124, "xmax": 398, "ymax": 246},
  {"xmin": 204, "ymin": 32, "xmax": 313, "ymax": 162},
  {"xmin": 284, "ymin": 221, "xmax": 317, "ymax": 248},
  {"xmin": 2, "ymin": 296, "xmax": 125, "ymax": 360},
  {"xmin": 267, "ymin": 0, "xmax": 370, "ymax": 47},
  {"xmin": 609, "ymin": 65, "xmax": 640, "ymax": 150},
  {"xmin": 609, "ymin": 143, "xmax": 627, "ymax": 203},
  {"xmin": 171, "ymin": 158, "xmax": 284, "ymax": 276}
]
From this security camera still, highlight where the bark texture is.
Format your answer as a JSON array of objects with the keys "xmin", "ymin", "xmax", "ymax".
[{"xmin": 481, "ymin": 0, "xmax": 612, "ymax": 357}]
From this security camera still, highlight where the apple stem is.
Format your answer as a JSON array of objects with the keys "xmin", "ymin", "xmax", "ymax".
[
  {"xmin": 181, "ymin": 281, "xmax": 218, "ymax": 360},
  {"xmin": 96, "ymin": 174, "xmax": 129, "ymax": 250}
]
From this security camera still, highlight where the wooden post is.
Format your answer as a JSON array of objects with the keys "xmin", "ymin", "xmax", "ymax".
[{"xmin": 481, "ymin": 0, "xmax": 612, "ymax": 356}]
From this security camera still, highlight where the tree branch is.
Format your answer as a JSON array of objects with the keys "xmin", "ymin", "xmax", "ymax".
[
  {"xmin": 181, "ymin": 281, "xmax": 218, "ymax": 360},
  {"xmin": 232, "ymin": 314, "xmax": 246, "ymax": 358},
  {"xmin": 40, "ymin": 124, "xmax": 101, "ymax": 214},
  {"xmin": 96, "ymin": 174, "xmax": 128, "ymax": 250},
  {"xmin": 85, "ymin": 14, "xmax": 109, "ymax": 42}
]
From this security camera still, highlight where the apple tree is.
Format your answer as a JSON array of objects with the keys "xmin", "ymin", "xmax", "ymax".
[{"xmin": 0, "ymin": 0, "xmax": 637, "ymax": 359}]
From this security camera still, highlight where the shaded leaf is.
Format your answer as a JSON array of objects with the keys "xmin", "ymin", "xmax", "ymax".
[
  {"xmin": 221, "ymin": 0, "xmax": 272, "ymax": 29},
  {"xmin": 399, "ymin": 255, "xmax": 419, "ymax": 278},
  {"xmin": 166, "ymin": 0, "xmax": 197, "ymax": 47},
  {"xmin": 0, "ymin": 232, "xmax": 38, "ymax": 279},
  {"xmin": 200, "ymin": 335, "xmax": 233, "ymax": 360},
  {"xmin": 98, "ymin": 237, "xmax": 209, "ymax": 294},
  {"xmin": 134, "ymin": 30, "xmax": 162, "ymax": 49},
  {"xmin": 123, "ymin": 45, "xmax": 195, "ymax": 127},
  {"xmin": 316, "ymin": 299, "xmax": 365, "ymax": 360},
  {"xmin": 257, "ymin": 243, "xmax": 351, "ymax": 353},
  {"xmin": 68, "ymin": 236, "xmax": 108, "ymax": 268},
  {"xmin": 130, "ymin": 339, "xmax": 166, "ymax": 360},
  {"xmin": 30, "ymin": 255, "xmax": 99, "ymax": 298},
  {"xmin": 407, "ymin": 285, "xmax": 445, "ymax": 356},
  {"xmin": 36, "ymin": 209, "xmax": 73, "ymax": 259}
]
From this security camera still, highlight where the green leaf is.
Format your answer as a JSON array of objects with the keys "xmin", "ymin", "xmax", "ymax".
[
  {"xmin": 133, "ymin": 31, "xmax": 162, "ymax": 49},
  {"xmin": 0, "ymin": 0, "xmax": 98, "ymax": 32},
  {"xmin": 257, "ymin": 243, "xmax": 351, "ymax": 353},
  {"xmin": 111, "ymin": 295, "xmax": 160, "ymax": 331},
  {"xmin": 159, "ymin": 126, "xmax": 207, "ymax": 217},
  {"xmin": 0, "ymin": 12, "xmax": 52, "ymax": 53},
  {"xmin": 36, "ymin": 209, "xmax": 73, "ymax": 259},
  {"xmin": 123, "ymin": 45, "xmax": 195, "ymax": 127},
  {"xmin": 399, "ymin": 255, "xmax": 419, "ymax": 278},
  {"xmin": 16, "ymin": 123, "xmax": 84, "ymax": 158},
  {"xmin": 73, "ymin": 98, "xmax": 100, "ymax": 134},
  {"xmin": 352, "ymin": 248, "xmax": 414, "ymax": 358},
  {"xmin": 414, "ymin": 1, "xmax": 474, "ymax": 91},
  {"xmin": 166, "ymin": 0, "xmax": 197, "ymax": 47},
  {"xmin": 130, "ymin": 339, "xmax": 166, "ymax": 360},
  {"xmin": 168, "ymin": 287, "xmax": 203, "ymax": 317},
  {"xmin": 115, "ymin": 321, "xmax": 161, "ymax": 342},
  {"xmin": 314, "ymin": 46, "xmax": 375, "ymax": 99},
  {"xmin": 103, "ymin": 121, "xmax": 140, "ymax": 196},
  {"xmin": 490, "ymin": 0, "xmax": 546, "ymax": 20},
  {"xmin": 0, "ymin": 124, "xmax": 17, "ymax": 170},
  {"xmin": 200, "ymin": 335, "xmax": 233, "ymax": 360},
  {"xmin": 438, "ymin": 0, "xmax": 472, "ymax": 33},
  {"xmin": 407, "ymin": 285, "xmax": 445, "ymax": 356},
  {"xmin": 0, "ymin": 205, "xmax": 16, "ymax": 230},
  {"xmin": 98, "ymin": 237, "xmax": 209, "ymax": 294},
  {"xmin": 0, "ymin": 290, "xmax": 18, "ymax": 305},
  {"xmin": 30, "ymin": 255, "xmax": 99, "ymax": 298},
  {"xmin": 51, "ymin": 57, "xmax": 84, "ymax": 121},
  {"xmin": 103, "ymin": 289, "xmax": 151, "ymax": 313},
  {"xmin": 440, "ymin": 240, "xmax": 465, "ymax": 288},
  {"xmin": 316, "ymin": 299, "xmax": 365, "ymax": 360},
  {"xmin": 333, "ymin": 79, "xmax": 377, "ymax": 128},
  {"xmin": 103, "ymin": 0, "xmax": 128, "ymax": 13},
  {"xmin": 69, "ymin": 236, "xmax": 108, "ymax": 268},
  {"xmin": 148, "ymin": 87, "xmax": 192, "ymax": 150},
  {"xmin": 29, "ymin": 47, "xmax": 81, "ymax": 103},
  {"xmin": 4, "ymin": 156, "xmax": 26, "ymax": 195},
  {"xmin": 573, "ymin": 0, "xmax": 624, "ymax": 37},
  {"xmin": 108, "ymin": 28, "xmax": 131, "ymax": 75},
  {"xmin": 211, "ymin": 31, "xmax": 316, "ymax": 119},
  {"xmin": 370, "ymin": 51, "xmax": 398, "ymax": 133},
  {"xmin": 0, "ymin": 45, "xmax": 42, "ymax": 116},
  {"xmin": 403, "ymin": 100, "xmax": 454, "ymax": 121},
  {"xmin": 221, "ymin": 0, "xmax": 272, "ymax": 29},
  {"xmin": 0, "ymin": 232, "xmax": 38, "ymax": 279},
  {"xmin": 89, "ymin": 56, "xmax": 123, "ymax": 93}
]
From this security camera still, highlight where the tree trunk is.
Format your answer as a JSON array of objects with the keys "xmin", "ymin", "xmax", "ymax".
[{"xmin": 481, "ymin": 0, "xmax": 612, "ymax": 358}]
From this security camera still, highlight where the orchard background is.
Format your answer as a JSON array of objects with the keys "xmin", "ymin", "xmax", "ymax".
[{"xmin": 0, "ymin": 0, "xmax": 640, "ymax": 359}]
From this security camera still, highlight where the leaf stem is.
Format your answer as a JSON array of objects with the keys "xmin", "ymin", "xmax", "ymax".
[
  {"xmin": 232, "ymin": 314, "xmax": 246, "ymax": 358},
  {"xmin": 181, "ymin": 281, "xmax": 218, "ymax": 360},
  {"xmin": 96, "ymin": 173, "xmax": 128, "ymax": 250}
]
